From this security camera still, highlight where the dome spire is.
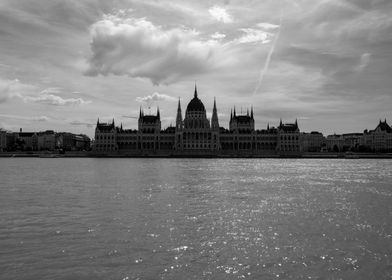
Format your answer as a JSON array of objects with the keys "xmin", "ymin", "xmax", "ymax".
[{"xmin": 194, "ymin": 83, "xmax": 198, "ymax": 98}]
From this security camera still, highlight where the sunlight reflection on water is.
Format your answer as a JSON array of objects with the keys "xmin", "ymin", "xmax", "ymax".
[{"xmin": 0, "ymin": 158, "xmax": 392, "ymax": 279}]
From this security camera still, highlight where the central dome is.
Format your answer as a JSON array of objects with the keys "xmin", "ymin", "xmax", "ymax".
[{"xmin": 186, "ymin": 85, "xmax": 205, "ymax": 112}]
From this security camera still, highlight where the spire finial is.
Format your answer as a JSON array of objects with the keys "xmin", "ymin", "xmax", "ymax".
[{"xmin": 194, "ymin": 83, "xmax": 198, "ymax": 98}]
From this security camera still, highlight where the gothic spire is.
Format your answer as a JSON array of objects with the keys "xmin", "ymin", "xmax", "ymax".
[
  {"xmin": 176, "ymin": 98, "xmax": 183, "ymax": 130},
  {"xmin": 251, "ymin": 106, "xmax": 254, "ymax": 119},
  {"xmin": 157, "ymin": 107, "xmax": 160, "ymax": 119},
  {"xmin": 212, "ymin": 97, "xmax": 219, "ymax": 130}
]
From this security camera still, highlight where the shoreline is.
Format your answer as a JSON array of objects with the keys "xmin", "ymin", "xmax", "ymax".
[{"xmin": 1, "ymin": 152, "xmax": 392, "ymax": 159}]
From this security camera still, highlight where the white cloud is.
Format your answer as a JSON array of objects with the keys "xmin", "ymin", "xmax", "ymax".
[
  {"xmin": 85, "ymin": 15, "xmax": 226, "ymax": 84},
  {"xmin": 211, "ymin": 32, "xmax": 226, "ymax": 40},
  {"xmin": 356, "ymin": 53, "xmax": 371, "ymax": 72},
  {"xmin": 237, "ymin": 28, "xmax": 271, "ymax": 44},
  {"xmin": 0, "ymin": 78, "xmax": 35, "ymax": 103},
  {"xmin": 257, "ymin": 22, "xmax": 280, "ymax": 30},
  {"xmin": 25, "ymin": 88, "xmax": 91, "ymax": 106},
  {"xmin": 208, "ymin": 6, "xmax": 233, "ymax": 23},
  {"xmin": 136, "ymin": 92, "xmax": 176, "ymax": 103},
  {"xmin": 33, "ymin": 116, "xmax": 49, "ymax": 122}
]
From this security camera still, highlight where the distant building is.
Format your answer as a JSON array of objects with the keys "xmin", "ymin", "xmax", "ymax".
[
  {"xmin": 17, "ymin": 129, "xmax": 38, "ymax": 151},
  {"xmin": 326, "ymin": 134, "xmax": 344, "ymax": 152},
  {"xmin": 93, "ymin": 85, "xmax": 301, "ymax": 156},
  {"xmin": 56, "ymin": 132, "xmax": 91, "ymax": 151},
  {"xmin": 362, "ymin": 120, "xmax": 392, "ymax": 152},
  {"xmin": 342, "ymin": 133, "xmax": 363, "ymax": 151},
  {"xmin": 37, "ymin": 130, "xmax": 56, "ymax": 151},
  {"xmin": 277, "ymin": 119, "xmax": 301, "ymax": 155},
  {"xmin": 0, "ymin": 129, "xmax": 7, "ymax": 152},
  {"xmin": 301, "ymin": 131, "xmax": 326, "ymax": 152}
]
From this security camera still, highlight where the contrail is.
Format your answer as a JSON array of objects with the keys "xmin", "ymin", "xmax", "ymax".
[{"xmin": 252, "ymin": 10, "xmax": 283, "ymax": 96}]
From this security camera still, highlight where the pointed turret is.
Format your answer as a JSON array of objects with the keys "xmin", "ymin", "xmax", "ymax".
[
  {"xmin": 267, "ymin": 123, "xmax": 270, "ymax": 130},
  {"xmin": 120, "ymin": 122, "xmax": 123, "ymax": 130},
  {"xmin": 97, "ymin": 118, "xmax": 99, "ymax": 125},
  {"xmin": 251, "ymin": 106, "xmax": 254, "ymax": 119},
  {"xmin": 234, "ymin": 106, "xmax": 236, "ymax": 117},
  {"xmin": 212, "ymin": 97, "xmax": 219, "ymax": 130},
  {"xmin": 176, "ymin": 97, "xmax": 183, "ymax": 130},
  {"xmin": 157, "ymin": 107, "xmax": 160, "ymax": 119},
  {"xmin": 279, "ymin": 118, "xmax": 282, "ymax": 127},
  {"xmin": 295, "ymin": 118, "xmax": 298, "ymax": 128}
]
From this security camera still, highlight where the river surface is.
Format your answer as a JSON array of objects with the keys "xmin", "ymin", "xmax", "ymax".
[{"xmin": 0, "ymin": 158, "xmax": 392, "ymax": 279}]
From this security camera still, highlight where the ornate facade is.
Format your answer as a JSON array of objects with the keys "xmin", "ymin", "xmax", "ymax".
[{"xmin": 94, "ymin": 86, "xmax": 301, "ymax": 156}]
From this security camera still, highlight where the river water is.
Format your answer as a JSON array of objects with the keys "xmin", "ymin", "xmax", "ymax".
[{"xmin": 0, "ymin": 158, "xmax": 391, "ymax": 279}]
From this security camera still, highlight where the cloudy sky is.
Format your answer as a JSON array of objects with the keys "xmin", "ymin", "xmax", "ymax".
[{"xmin": 1, "ymin": 0, "xmax": 391, "ymax": 137}]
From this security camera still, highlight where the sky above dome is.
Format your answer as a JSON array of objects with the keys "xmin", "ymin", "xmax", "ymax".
[{"xmin": 0, "ymin": 0, "xmax": 391, "ymax": 137}]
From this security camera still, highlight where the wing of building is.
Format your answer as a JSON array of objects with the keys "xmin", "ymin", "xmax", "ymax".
[{"xmin": 93, "ymin": 85, "xmax": 301, "ymax": 156}]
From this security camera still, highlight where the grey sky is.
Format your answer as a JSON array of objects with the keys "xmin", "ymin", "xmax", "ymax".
[{"xmin": 1, "ymin": 0, "xmax": 391, "ymax": 137}]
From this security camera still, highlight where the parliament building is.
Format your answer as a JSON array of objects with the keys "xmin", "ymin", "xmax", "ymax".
[{"xmin": 93, "ymin": 86, "xmax": 301, "ymax": 156}]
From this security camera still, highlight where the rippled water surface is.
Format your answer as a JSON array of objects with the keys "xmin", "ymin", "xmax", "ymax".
[{"xmin": 1, "ymin": 158, "xmax": 392, "ymax": 279}]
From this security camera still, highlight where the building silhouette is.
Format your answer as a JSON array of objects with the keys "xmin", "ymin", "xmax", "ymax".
[{"xmin": 94, "ymin": 85, "xmax": 300, "ymax": 156}]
